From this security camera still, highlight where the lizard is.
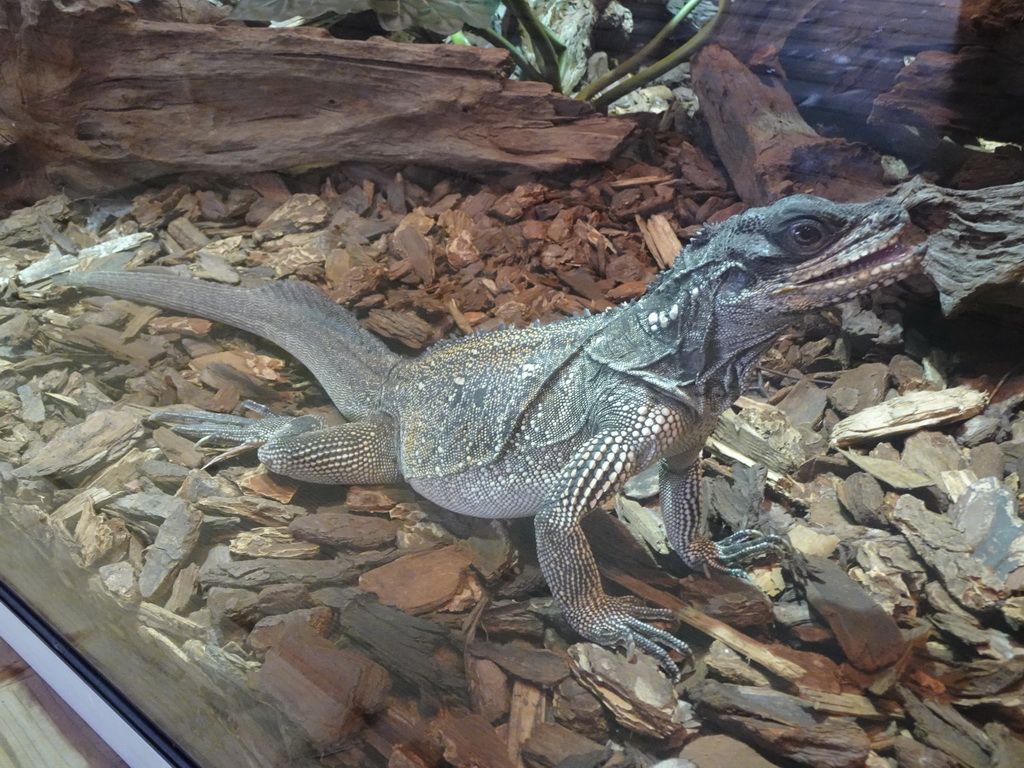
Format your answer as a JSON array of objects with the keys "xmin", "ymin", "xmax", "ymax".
[{"xmin": 57, "ymin": 193, "xmax": 922, "ymax": 677}]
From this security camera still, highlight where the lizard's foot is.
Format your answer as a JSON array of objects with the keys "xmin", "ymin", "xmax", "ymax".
[
  {"xmin": 682, "ymin": 530, "xmax": 788, "ymax": 580},
  {"xmin": 151, "ymin": 401, "xmax": 326, "ymax": 465},
  {"xmin": 572, "ymin": 595, "xmax": 691, "ymax": 680}
]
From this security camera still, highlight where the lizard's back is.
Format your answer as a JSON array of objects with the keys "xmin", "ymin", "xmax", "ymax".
[{"xmin": 386, "ymin": 313, "xmax": 609, "ymax": 481}]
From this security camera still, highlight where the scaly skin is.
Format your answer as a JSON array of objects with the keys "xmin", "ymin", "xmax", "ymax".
[{"xmin": 58, "ymin": 193, "xmax": 922, "ymax": 677}]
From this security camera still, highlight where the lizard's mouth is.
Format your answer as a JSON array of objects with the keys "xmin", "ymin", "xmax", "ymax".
[{"xmin": 773, "ymin": 231, "xmax": 923, "ymax": 304}]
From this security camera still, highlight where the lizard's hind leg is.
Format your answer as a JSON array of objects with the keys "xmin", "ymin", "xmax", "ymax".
[{"xmin": 154, "ymin": 401, "xmax": 400, "ymax": 485}]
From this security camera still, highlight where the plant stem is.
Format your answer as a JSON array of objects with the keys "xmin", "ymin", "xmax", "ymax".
[
  {"xmin": 592, "ymin": 0, "xmax": 729, "ymax": 111},
  {"xmin": 503, "ymin": 0, "xmax": 566, "ymax": 91},
  {"xmin": 468, "ymin": 24, "xmax": 547, "ymax": 83},
  {"xmin": 577, "ymin": 0, "xmax": 703, "ymax": 101}
]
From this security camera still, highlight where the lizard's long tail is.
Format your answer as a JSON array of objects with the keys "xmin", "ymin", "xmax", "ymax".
[{"xmin": 57, "ymin": 270, "xmax": 400, "ymax": 421}]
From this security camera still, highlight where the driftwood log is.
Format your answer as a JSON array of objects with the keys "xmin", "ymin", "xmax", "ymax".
[
  {"xmin": 0, "ymin": 0, "xmax": 634, "ymax": 201},
  {"xmin": 691, "ymin": 44, "xmax": 891, "ymax": 206},
  {"xmin": 712, "ymin": 0, "xmax": 1024, "ymax": 180},
  {"xmin": 899, "ymin": 178, "xmax": 1024, "ymax": 316}
]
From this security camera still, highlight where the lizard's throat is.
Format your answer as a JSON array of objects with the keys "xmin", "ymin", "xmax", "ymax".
[{"xmin": 693, "ymin": 321, "xmax": 786, "ymax": 398}]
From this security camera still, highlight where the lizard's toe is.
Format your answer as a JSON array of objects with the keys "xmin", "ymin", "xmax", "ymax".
[
  {"xmin": 682, "ymin": 531, "xmax": 788, "ymax": 580},
  {"xmin": 575, "ymin": 595, "xmax": 690, "ymax": 680},
  {"xmin": 716, "ymin": 529, "xmax": 787, "ymax": 562},
  {"xmin": 151, "ymin": 409, "xmax": 264, "ymax": 444},
  {"xmin": 151, "ymin": 403, "xmax": 325, "ymax": 447}
]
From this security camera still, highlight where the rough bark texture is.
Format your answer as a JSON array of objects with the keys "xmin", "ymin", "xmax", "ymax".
[
  {"xmin": 899, "ymin": 178, "xmax": 1024, "ymax": 315},
  {"xmin": 690, "ymin": 44, "xmax": 890, "ymax": 206},
  {"xmin": 708, "ymin": 0, "xmax": 1024, "ymax": 188},
  {"xmin": 0, "ymin": 0, "xmax": 635, "ymax": 198}
]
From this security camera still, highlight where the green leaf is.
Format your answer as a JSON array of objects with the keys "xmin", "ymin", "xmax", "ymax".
[{"xmin": 371, "ymin": 0, "xmax": 501, "ymax": 35}]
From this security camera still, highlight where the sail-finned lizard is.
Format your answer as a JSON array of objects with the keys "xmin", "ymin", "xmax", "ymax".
[{"xmin": 58, "ymin": 194, "xmax": 921, "ymax": 677}]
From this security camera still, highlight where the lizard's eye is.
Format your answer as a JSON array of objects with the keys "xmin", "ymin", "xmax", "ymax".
[{"xmin": 783, "ymin": 218, "xmax": 830, "ymax": 253}]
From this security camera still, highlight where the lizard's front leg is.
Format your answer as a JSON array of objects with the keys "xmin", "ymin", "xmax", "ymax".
[
  {"xmin": 536, "ymin": 429, "xmax": 691, "ymax": 678},
  {"xmin": 154, "ymin": 401, "xmax": 400, "ymax": 485},
  {"xmin": 660, "ymin": 455, "xmax": 784, "ymax": 578}
]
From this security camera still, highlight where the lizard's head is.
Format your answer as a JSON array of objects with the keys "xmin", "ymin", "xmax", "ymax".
[
  {"xmin": 683, "ymin": 194, "xmax": 922, "ymax": 313},
  {"xmin": 590, "ymin": 194, "xmax": 922, "ymax": 392}
]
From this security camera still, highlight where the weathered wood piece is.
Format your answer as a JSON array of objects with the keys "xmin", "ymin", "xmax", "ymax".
[
  {"xmin": 774, "ymin": 377, "xmax": 828, "ymax": 429},
  {"xmin": 707, "ymin": 413, "xmax": 788, "ymax": 488},
  {"xmin": 871, "ymin": 44, "xmax": 1024, "ymax": 159},
  {"xmin": 676, "ymin": 575, "xmax": 775, "ymax": 630},
  {"xmin": 836, "ymin": 472, "xmax": 888, "ymax": 527},
  {"xmin": 68, "ymin": 494, "xmax": 131, "ymax": 568},
  {"xmin": 919, "ymin": 580, "xmax": 1017, "ymax": 661},
  {"xmin": 138, "ymin": 498, "xmax": 203, "ymax": 599},
  {"xmin": 343, "ymin": 485, "xmax": 420, "ymax": 512},
  {"xmin": 468, "ymin": 641, "xmax": 569, "ymax": 689},
  {"xmin": 838, "ymin": 448, "xmax": 932, "ymax": 490},
  {"xmin": 829, "ymin": 386, "xmax": 988, "ymax": 447},
  {"xmin": 901, "ymin": 431, "xmax": 971, "ymax": 500},
  {"xmin": 786, "ymin": 525, "xmax": 840, "ymax": 560},
  {"xmin": 249, "ymin": 626, "xmax": 390, "ymax": 752},
  {"xmin": 899, "ymin": 179, "xmax": 1024, "ymax": 316},
  {"xmin": 693, "ymin": 680, "xmax": 871, "ymax": 768},
  {"xmin": 237, "ymin": 468, "xmax": 298, "ymax": 504},
  {"xmin": 681, "ymin": 733, "xmax": 781, "ymax": 768},
  {"xmin": 466, "ymin": 656, "xmax": 510, "ymax": 724},
  {"xmin": 949, "ymin": 477, "xmax": 1024, "ymax": 582},
  {"xmin": 705, "ymin": 639, "xmax": 771, "ymax": 687},
  {"xmin": 247, "ymin": 607, "xmax": 334, "ymax": 653},
  {"xmin": 605, "ymin": 569, "xmax": 808, "ymax": 683},
  {"xmin": 137, "ymin": 602, "xmax": 206, "ymax": 642},
  {"xmin": 364, "ymin": 707, "xmax": 441, "ymax": 768},
  {"xmin": 254, "ymin": 583, "xmax": 315, "ymax": 616},
  {"xmin": 568, "ymin": 643, "xmax": 693, "ymax": 739},
  {"xmin": 336, "ymin": 595, "xmax": 468, "ymax": 700},
  {"xmin": 199, "ymin": 543, "xmax": 395, "ymax": 589},
  {"xmin": 0, "ymin": 0, "xmax": 634, "ymax": 198},
  {"xmin": 802, "ymin": 556, "xmax": 905, "ymax": 672},
  {"xmin": 550, "ymin": 677, "xmax": 608, "ymax": 745},
  {"xmin": 507, "ymin": 679, "xmax": 545, "ymax": 768},
  {"xmin": 436, "ymin": 714, "xmax": 516, "ymax": 768},
  {"xmin": 357, "ymin": 544, "xmax": 478, "ymax": 614},
  {"xmin": 892, "ymin": 735, "xmax": 961, "ymax": 768},
  {"xmin": 890, "ymin": 494, "xmax": 1009, "ymax": 612},
  {"xmin": 827, "ymin": 363, "xmax": 890, "ymax": 417},
  {"xmin": 519, "ymin": 722, "xmax": 605, "ymax": 768},
  {"xmin": 636, "ymin": 213, "xmax": 682, "ymax": 269},
  {"xmin": 288, "ymin": 510, "xmax": 399, "ymax": 549},
  {"xmin": 228, "ymin": 527, "xmax": 321, "ymax": 559},
  {"xmin": 614, "ymin": 495, "xmax": 670, "ymax": 555},
  {"xmin": 193, "ymin": 495, "xmax": 306, "ymax": 526},
  {"xmin": 12, "ymin": 409, "xmax": 144, "ymax": 483},
  {"xmin": 712, "ymin": 0, "xmax": 1022, "ymax": 181},
  {"xmin": 690, "ymin": 44, "xmax": 889, "ymax": 206},
  {"xmin": 898, "ymin": 686, "xmax": 995, "ymax": 768}
]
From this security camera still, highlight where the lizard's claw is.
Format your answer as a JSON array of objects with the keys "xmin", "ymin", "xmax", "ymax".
[
  {"xmin": 151, "ymin": 401, "xmax": 326, "ymax": 466},
  {"xmin": 573, "ymin": 595, "xmax": 691, "ymax": 681},
  {"xmin": 683, "ymin": 530, "xmax": 788, "ymax": 580}
]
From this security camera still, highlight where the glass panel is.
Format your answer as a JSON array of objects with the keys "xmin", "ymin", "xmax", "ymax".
[
  {"xmin": 3, "ymin": 1, "xmax": 1020, "ymax": 767},
  {"xmin": 0, "ymin": 499, "xmax": 306, "ymax": 768}
]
